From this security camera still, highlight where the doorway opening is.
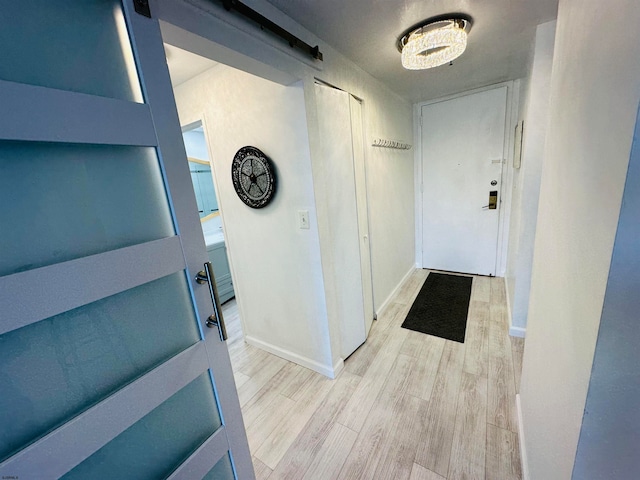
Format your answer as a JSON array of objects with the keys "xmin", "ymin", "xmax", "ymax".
[
  {"xmin": 160, "ymin": 33, "xmax": 337, "ymax": 378},
  {"xmin": 158, "ymin": 9, "xmax": 377, "ymax": 379},
  {"xmin": 164, "ymin": 44, "xmax": 251, "ymax": 363},
  {"xmin": 181, "ymin": 121, "xmax": 235, "ymax": 306}
]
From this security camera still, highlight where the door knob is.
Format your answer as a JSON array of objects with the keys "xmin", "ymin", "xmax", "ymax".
[{"xmin": 195, "ymin": 270, "xmax": 208, "ymax": 284}]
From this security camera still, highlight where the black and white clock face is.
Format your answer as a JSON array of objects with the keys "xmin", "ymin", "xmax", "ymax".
[{"xmin": 231, "ymin": 146, "xmax": 276, "ymax": 209}]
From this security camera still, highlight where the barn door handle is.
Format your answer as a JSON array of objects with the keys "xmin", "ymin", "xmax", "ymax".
[{"xmin": 195, "ymin": 262, "xmax": 228, "ymax": 341}]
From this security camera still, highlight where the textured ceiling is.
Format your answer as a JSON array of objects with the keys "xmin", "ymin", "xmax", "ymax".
[{"xmin": 264, "ymin": 0, "xmax": 558, "ymax": 103}]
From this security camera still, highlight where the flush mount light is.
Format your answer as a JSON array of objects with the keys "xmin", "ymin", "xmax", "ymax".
[{"xmin": 398, "ymin": 15, "xmax": 472, "ymax": 70}]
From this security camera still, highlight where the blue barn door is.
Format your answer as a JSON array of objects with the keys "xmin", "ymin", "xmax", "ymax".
[{"xmin": 0, "ymin": 1, "xmax": 254, "ymax": 478}]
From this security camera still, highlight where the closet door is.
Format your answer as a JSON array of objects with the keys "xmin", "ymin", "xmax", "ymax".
[
  {"xmin": 315, "ymin": 83, "xmax": 369, "ymax": 358},
  {"xmin": 0, "ymin": 1, "xmax": 253, "ymax": 479}
]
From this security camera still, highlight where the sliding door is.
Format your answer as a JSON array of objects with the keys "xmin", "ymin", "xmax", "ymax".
[{"xmin": 0, "ymin": 1, "xmax": 253, "ymax": 478}]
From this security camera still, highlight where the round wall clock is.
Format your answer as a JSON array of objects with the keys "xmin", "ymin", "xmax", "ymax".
[{"xmin": 231, "ymin": 146, "xmax": 276, "ymax": 209}]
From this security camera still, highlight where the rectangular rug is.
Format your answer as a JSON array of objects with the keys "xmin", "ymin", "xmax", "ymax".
[{"xmin": 401, "ymin": 272, "xmax": 473, "ymax": 343}]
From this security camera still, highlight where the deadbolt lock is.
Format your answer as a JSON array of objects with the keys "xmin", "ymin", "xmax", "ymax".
[{"xmin": 488, "ymin": 190, "xmax": 498, "ymax": 209}]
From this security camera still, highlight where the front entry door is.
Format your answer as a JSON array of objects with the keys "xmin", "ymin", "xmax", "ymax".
[
  {"xmin": 0, "ymin": 1, "xmax": 253, "ymax": 478},
  {"xmin": 421, "ymin": 86, "xmax": 508, "ymax": 276}
]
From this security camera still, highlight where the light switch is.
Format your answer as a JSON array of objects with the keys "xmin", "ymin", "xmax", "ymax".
[{"xmin": 298, "ymin": 210, "xmax": 310, "ymax": 229}]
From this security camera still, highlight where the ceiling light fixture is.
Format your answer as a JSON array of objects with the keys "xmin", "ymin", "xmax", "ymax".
[{"xmin": 398, "ymin": 15, "xmax": 472, "ymax": 70}]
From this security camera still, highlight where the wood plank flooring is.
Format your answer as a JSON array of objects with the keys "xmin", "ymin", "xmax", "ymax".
[{"xmin": 222, "ymin": 269, "xmax": 524, "ymax": 480}]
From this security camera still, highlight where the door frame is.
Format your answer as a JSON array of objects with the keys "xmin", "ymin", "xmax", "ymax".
[
  {"xmin": 349, "ymin": 93, "xmax": 376, "ymax": 332},
  {"xmin": 182, "ymin": 115, "xmax": 246, "ymax": 336},
  {"xmin": 414, "ymin": 80, "xmax": 522, "ymax": 277}
]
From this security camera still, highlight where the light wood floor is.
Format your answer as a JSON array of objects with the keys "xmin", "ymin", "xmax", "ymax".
[{"xmin": 223, "ymin": 269, "xmax": 525, "ymax": 480}]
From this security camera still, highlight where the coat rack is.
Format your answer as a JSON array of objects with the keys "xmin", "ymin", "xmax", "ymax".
[{"xmin": 371, "ymin": 138, "xmax": 412, "ymax": 150}]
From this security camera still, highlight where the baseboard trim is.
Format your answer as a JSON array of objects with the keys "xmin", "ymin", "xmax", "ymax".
[
  {"xmin": 516, "ymin": 394, "xmax": 530, "ymax": 480},
  {"xmin": 244, "ymin": 335, "xmax": 338, "ymax": 378},
  {"xmin": 375, "ymin": 266, "xmax": 415, "ymax": 319},
  {"xmin": 332, "ymin": 358, "xmax": 345, "ymax": 379},
  {"xmin": 509, "ymin": 325, "xmax": 526, "ymax": 338},
  {"xmin": 505, "ymin": 279, "xmax": 526, "ymax": 338},
  {"xmin": 505, "ymin": 277, "xmax": 514, "ymax": 326}
]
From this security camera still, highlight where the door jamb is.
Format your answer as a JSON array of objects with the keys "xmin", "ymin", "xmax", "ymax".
[{"xmin": 349, "ymin": 94, "xmax": 376, "ymax": 328}]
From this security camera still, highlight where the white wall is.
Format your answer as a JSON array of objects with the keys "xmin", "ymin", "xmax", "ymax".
[
  {"xmin": 166, "ymin": 0, "xmax": 414, "ymax": 375},
  {"xmin": 505, "ymin": 21, "xmax": 556, "ymax": 335},
  {"xmin": 572, "ymin": 105, "xmax": 640, "ymax": 479},
  {"xmin": 174, "ymin": 66, "xmax": 333, "ymax": 373},
  {"xmin": 365, "ymin": 101, "xmax": 415, "ymax": 313},
  {"xmin": 160, "ymin": 0, "xmax": 415, "ymax": 325},
  {"xmin": 519, "ymin": 0, "xmax": 640, "ymax": 477}
]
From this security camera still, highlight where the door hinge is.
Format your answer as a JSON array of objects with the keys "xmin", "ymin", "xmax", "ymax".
[{"xmin": 134, "ymin": 0, "xmax": 151, "ymax": 17}]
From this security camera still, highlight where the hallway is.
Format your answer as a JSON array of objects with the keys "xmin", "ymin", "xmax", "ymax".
[{"xmin": 224, "ymin": 269, "xmax": 524, "ymax": 479}]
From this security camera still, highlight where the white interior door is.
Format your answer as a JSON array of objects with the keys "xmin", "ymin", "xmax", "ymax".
[
  {"xmin": 349, "ymin": 95, "xmax": 375, "ymax": 335},
  {"xmin": 0, "ymin": 1, "xmax": 252, "ymax": 478},
  {"xmin": 421, "ymin": 86, "xmax": 508, "ymax": 275},
  {"xmin": 315, "ymin": 83, "xmax": 367, "ymax": 359}
]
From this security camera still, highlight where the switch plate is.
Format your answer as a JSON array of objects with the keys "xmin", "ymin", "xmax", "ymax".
[{"xmin": 298, "ymin": 210, "xmax": 310, "ymax": 229}]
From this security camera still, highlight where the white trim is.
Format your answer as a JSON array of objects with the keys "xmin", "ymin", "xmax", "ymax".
[
  {"xmin": 413, "ymin": 102, "xmax": 423, "ymax": 268},
  {"xmin": 197, "ymin": 114, "xmax": 256, "ymax": 358},
  {"xmin": 174, "ymin": 0, "xmax": 323, "ymax": 72},
  {"xmin": 414, "ymin": 80, "xmax": 517, "ymax": 275},
  {"xmin": 197, "ymin": 114, "xmax": 247, "ymax": 338},
  {"xmin": 505, "ymin": 276, "xmax": 526, "ymax": 337},
  {"xmin": 510, "ymin": 325, "xmax": 527, "ymax": 338},
  {"xmin": 375, "ymin": 265, "xmax": 415, "ymax": 319},
  {"xmin": 157, "ymin": 0, "xmax": 303, "ymax": 86},
  {"xmin": 516, "ymin": 394, "xmax": 530, "ymax": 480},
  {"xmin": 416, "ymin": 81, "xmax": 516, "ymax": 108},
  {"xmin": 497, "ymin": 80, "xmax": 521, "ymax": 277},
  {"xmin": 244, "ymin": 335, "xmax": 339, "ymax": 379},
  {"xmin": 332, "ymin": 358, "xmax": 345, "ymax": 379},
  {"xmin": 505, "ymin": 275, "xmax": 514, "ymax": 325}
]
